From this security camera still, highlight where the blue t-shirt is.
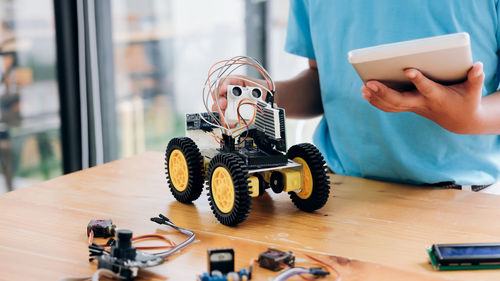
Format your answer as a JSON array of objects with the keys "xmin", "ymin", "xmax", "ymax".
[{"xmin": 285, "ymin": 0, "xmax": 500, "ymax": 185}]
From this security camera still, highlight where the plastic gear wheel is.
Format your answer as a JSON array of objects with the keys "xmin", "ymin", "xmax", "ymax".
[
  {"xmin": 287, "ymin": 143, "xmax": 330, "ymax": 212},
  {"xmin": 207, "ymin": 153, "xmax": 251, "ymax": 226},
  {"xmin": 165, "ymin": 137, "xmax": 205, "ymax": 203}
]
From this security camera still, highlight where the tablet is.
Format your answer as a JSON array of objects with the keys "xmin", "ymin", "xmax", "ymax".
[{"xmin": 348, "ymin": 32, "xmax": 473, "ymax": 91}]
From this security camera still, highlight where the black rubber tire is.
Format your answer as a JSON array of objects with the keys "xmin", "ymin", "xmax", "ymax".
[
  {"xmin": 207, "ymin": 153, "xmax": 251, "ymax": 226},
  {"xmin": 165, "ymin": 137, "xmax": 204, "ymax": 203},
  {"xmin": 287, "ymin": 143, "xmax": 330, "ymax": 212}
]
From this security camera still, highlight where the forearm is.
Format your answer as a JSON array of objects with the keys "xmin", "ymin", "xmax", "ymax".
[
  {"xmin": 238, "ymin": 60, "xmax": 322, "ymax": 118},
  {"xmin": 478, "ymin": 91, "xmax": 500, "ymax": 134},
  {"xmin": 274, "ymin": 62, "xmax": 323, "ymax": 118},
  {"xmin": 251, "ymin": 60, "xmax": 322, "ymax": 118}
]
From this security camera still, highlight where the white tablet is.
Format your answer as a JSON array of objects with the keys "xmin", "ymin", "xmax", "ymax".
[{"xmin": 348, "ymin": 33, "xmax": 473, "ymax": 91}]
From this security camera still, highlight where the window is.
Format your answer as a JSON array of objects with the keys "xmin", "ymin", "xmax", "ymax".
[
  {"xmin": 0, "ymin": 0, "xmax": 61, "ymax": 193},
  {"xmin": 111, "ymin": 0, "xmax": 245, "ymax": 158}
]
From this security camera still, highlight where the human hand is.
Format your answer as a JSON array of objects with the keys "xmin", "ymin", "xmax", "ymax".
[
  {"xmin": 360, "ymin": 62, "xmax": 485, "ymax": 134},
  {"xmin": 211, "ymin": 75, "xmax": 266, "ymax": 114}
]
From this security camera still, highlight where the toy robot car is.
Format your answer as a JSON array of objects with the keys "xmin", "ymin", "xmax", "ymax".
[{"xmin": 164, "ymin": 57, "xmax": 330, "ymax": 226}]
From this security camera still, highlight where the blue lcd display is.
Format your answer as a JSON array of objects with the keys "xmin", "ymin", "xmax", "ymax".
[{"xmin": 439, "ymin": 246, "xmax": 500, "ymax": 257}]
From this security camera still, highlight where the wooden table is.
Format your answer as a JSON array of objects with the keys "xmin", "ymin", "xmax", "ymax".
[{"xmin": 1, "ymin": 152, "xmax": 499, "ymax": 281}]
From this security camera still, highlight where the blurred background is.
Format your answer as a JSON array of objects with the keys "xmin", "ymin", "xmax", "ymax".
[{"xmin": 0, "ymin": 0, "xmax": 320, "ymax": 193}]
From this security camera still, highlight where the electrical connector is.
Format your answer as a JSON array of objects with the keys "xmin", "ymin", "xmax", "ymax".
[
  {"xmin": 309, "ymin": 267, "xmax": 329, "ymax": 277},
  {"xmin": 150, "ymin": 214, "xmax": 172, "ymax": 225},
  {"xmin": 87, "ymin": 219, "xmax": 116, "ymax": 238},
  {"xmin": 208, "ymin": 248, "xmax": 235, "ymax": 275}
]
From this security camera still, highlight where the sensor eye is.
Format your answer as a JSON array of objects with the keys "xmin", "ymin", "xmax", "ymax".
[
  {"xmin": 251, "ymin": 88, "xmax": 261, "ymax": 98},
  {"xmin": 231, "ymin": 86, "xmax": 242, "ymax": 97}
]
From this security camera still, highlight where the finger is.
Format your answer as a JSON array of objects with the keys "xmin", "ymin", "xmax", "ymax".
[
  {"xmin": 361, "ymin": 85, "xmax": 401, "ymax": 112},
  {"xmin": 217, "ymin": 76, "xmax": 245, "ymax": 98},
  {"xmin": 464, "ymin": 62, "xmax": 484, "ymax": 94},
  {"xmin": 366, "ymin": 95, "xmax": 400, "ymax": 112},
  {"xmin": 219, "ymin": 96, "xmax": 227, "ymax": 111},
  {"xmin": 404, "ymin": 69, "xmax": 441, "ymax": 96},
  {"xmin": 212, "ymin": 96, "xmax": 227, "ymax": 112},
  {"xmin": 365, "ymin": 81, "xmax": 423, "ymax": 111},
  {"xmin": 215, "ymin": 76, "xmax": 247, "ymax": 112}
]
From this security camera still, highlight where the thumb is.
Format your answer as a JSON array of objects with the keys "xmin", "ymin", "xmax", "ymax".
[
  {"xmin": 464, "ymin": 62, "xmax": 484, "ymax": 94},
  {"xmin": 405, "ymin": 69, "xmax": 439, "ymax": 96}
]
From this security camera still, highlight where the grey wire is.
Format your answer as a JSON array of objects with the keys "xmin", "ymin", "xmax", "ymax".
[
  {"xmin": 201, "ymin": 61, "xmax": 247, "ymax": 132},
  {"xmin": 91, "ymin": 269, "xmax": 122, "ymax": 281},
  {"xmin": 58, "ymin": 269, "xmax": 122, "ymax": 281},
  {"xmin": 154, "ymin": 221, "xmax": 195, "ymax": 259},
  {"xmin": 201, "ymin": 56, "xmax": 275, "ymax": 135},
  {"xmin": 203, "ymin": 57, "xmax": 250, "ymax": 125},
  {"xmin": 201, "ymin": 61, "xmax": 249, "ymax": 131},
  {"xmin": 202, "ymin": 60, "xmax": 253, "ymax": 127},
  {"xmin": 199, "ymin": 62, "xmax": 272, "ymax": 134},
  {"xmin": 272, "ymin": 268, "xmax": 310, "ymax": 281}
]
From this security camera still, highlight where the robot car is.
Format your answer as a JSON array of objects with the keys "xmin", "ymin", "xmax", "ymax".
[{"xmin": 164, "ymin": 57, "xmax": 330, "ymax": 226}]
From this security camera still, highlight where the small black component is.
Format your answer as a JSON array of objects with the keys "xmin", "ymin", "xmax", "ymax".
[
  {"xmin": 87, "ymin": 219, "xmax": 116, "ymax": 238},
  {"xmin": 244, "ymin": 139, "xmax": 254, "ymax": 149},
  {"xmin": 186, "ymin": 112, "xmax": 221, "ymax": 131},
  {"xmin": 265, "ymin": 90, "xmax": 274, "ymax": 104},
  {"xmin": 254, "ymin": 101, "xmax": 287, "ymax": 152},
  {"xmin": 96, "ymin": 229, "xmax": 163, "ymax": 280},
  {"xmin": 258, "ymin": 248, "xmax": 295, "ymax": 271},
  {"xmin": 106, "ymin": 238, "xmax": 116, "ymax": 247},
  {"xmin": 310, "ymin": 267, "xmax": 329, "ymax": 277},
  {"xmin": 236, "ymin": 146, "xmax": 288, "ymax": 169},
  {"xmin": 89, "ymin": 243, "xmax": 106, "ymax": 258},
  {"xmin": 111, "ymin": 230, "xmax": 136, "ymax": 260},
  {"xmin": 151, "ymin": 213, "xmax": 172, "ymax": 225},
  {"xmin": 208, "ymin": 248, "xmax": 235, "ymax": 275},
  {"xmin": 251, "ymin": 88, "xmax": 261, "ymax": 98},
  {"xmin": 236, "ymin": 129, "xmax": 288, "ymax": 169},
  {"xmin": 270, "ymin": 171, "xmax": 284, "ymax": 194},
  {"xmin": 255, "ymin": 173, "xmax": 268, "ymax": 196},
  {"xmin": 431, "ymin": 243, "xmax": 500, "ymax": 266},
  {"xmin": 221, "ymin": 134, "xmax": 236, "ymax": 152},
  {"xmin": 232, "ymin": 86, "xmax": 242, "ymax": 96}
]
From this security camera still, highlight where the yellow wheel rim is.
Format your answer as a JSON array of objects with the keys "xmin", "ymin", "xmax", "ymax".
[
  {"xmin": 211, "ymin": 166, "xmax": 235, "ymax": 213},
  {"xmin": 169, "ymin": 149, "xmax": 189, "ymax": 192},
  {"xmin": 294, "ymin": 157, "xmax": 313, "ymax": 199}
]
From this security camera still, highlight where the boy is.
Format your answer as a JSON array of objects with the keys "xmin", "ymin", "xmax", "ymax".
[{"xmin": 217, "ymin": 1, "xmax": 500, "ymax": 191}]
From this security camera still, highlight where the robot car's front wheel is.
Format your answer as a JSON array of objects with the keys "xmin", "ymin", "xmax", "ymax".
[
  {"xmin": 287, "ymin": 143, "xmax": 330, "ymax": 212},
  {"xmin": 207, "ymin": 153, "xmax": 251, "ymax": 226},
  {"xmin": 165, "ymin": 137, "xmax": 205, "ymax": 203}
]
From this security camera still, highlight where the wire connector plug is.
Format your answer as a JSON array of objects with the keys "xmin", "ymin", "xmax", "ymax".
[
  {"xmin": 151, "ymin": 214, "xmax": 173, "ymax": 225},
  {"xmin": 309, "ymin": 267, "xmax": 329, "ymax": 277}
]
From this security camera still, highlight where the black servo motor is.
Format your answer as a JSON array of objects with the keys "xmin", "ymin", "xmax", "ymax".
[
  {"xmin": 95, "ymin": 230, "xmax": 163, "ymax": 280},
  {"xmin": 258, "ymin": 248, "xmax": 295, "ymax": 271},
  {"xmin": 87, "ymin": 219, "xmax": 116, "ymax": 238}
]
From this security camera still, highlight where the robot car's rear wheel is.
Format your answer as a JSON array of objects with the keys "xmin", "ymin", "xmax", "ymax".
[
  {"xmin": 287, "ymin": 143, "xmax": 330, "ymax": 212},
  {"xmin": 207, "ymin": 153, "xmax": 251, "ymax": 226},
  {"xmin": 165, "ymin": 137, "xmax": 204, "ymax": 203}
]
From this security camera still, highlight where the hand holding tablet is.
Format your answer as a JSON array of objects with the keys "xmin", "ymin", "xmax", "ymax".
[
  {"xmin": 348, "ymin": 32, "xmax": 473, "ymax": 91},
  {"xmin": 351, "ymin": 33, "xmax": 488, "ymax": 134}
]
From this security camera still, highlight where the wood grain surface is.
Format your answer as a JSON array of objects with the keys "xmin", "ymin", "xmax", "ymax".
[{"xmin": 1, "ymin": 152, "xmax": 499, "ymax": 281}]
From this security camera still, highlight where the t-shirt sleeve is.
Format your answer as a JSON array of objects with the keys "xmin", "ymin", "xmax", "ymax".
[
  {"xmin": 285, "ymin": 0, "xmax": 316, "ymax": 60},
  {"xmin": 497, "ymin": 0, "xmax": 500, "ymax": 90}
]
